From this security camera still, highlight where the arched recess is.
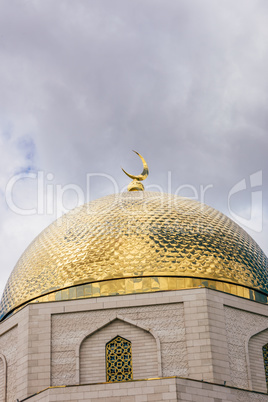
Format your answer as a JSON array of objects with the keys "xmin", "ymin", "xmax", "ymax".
[
  {"xmin": 0, "ymin": 353, "xmax": 7, "ymax": 402},
  {"xmin": 78, "ymin": 316, "xmax": 160, "ymax": 384},
  {"xmin": 248, "ymin": 328, "xmax": 268, "ymax": 393}
]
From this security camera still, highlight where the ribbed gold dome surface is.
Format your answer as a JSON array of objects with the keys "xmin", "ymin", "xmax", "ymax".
[{"xmin": 1, "ymin": 192, "xmax": 267, "ymax": 320}]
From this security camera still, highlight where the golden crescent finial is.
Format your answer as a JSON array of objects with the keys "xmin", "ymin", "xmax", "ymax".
[{"xmin": 122, "ymin": 150, "xmax": 149, "ymax": 191}]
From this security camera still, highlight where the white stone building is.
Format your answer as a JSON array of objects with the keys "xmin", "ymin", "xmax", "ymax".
[{"xmin": 0, "ymin": 191, "xmax": 268, "ymax": 402}]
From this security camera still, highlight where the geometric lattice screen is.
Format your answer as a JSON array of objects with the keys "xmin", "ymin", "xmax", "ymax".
[
  {"xmin": 106, "ymin": 335, "xmax": 133, "ymax": 382},
  {"xmin": 263, "ymin": 343, "xmax": 268, "ymax": 391}
]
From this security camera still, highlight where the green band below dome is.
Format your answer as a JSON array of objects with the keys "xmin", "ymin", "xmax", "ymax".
[{"xmin": 5, "ymin": 276, "xmax": 267, "ymax": 320}]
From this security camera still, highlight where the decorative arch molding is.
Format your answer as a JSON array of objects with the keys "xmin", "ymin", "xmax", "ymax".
[
  {"xmin": 0, "ymin": 353, "xmax": 7, "ymax": 402},
  {"xmin": 76, "ymin": 315, "xmax": 162, "ymax": 384},
  {"xmin": 245, "ymin": 325, "xmax": 268, "ymax": 352},
  {"xmin": 247, "ymin": 326, "xmax": 268, "ymax": 392}
]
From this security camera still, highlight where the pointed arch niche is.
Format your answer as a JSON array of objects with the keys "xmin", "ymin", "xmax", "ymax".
[
  {"xmin": 78, "ymin": 316, "xmax": 160, "ymax": 384},
  {"xmin": 0, "ymin": 353, "xmax": 7, "ymax": 402},
  {"xmin": 248, "ymin": 327, "xmax": 268, "ymax": 393}
]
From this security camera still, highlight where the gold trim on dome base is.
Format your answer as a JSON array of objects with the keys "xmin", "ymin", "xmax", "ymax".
[
  {"xmin": 4, "ymin": 277, "xmax": 266, "ymax": 320},
  {"xmin": 29, "ymin": 277, "xmax": 268, "ymax": 303}
]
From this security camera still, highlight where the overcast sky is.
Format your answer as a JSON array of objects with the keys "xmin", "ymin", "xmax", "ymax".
[{"xmin": 0, "ymin": 0, "xmax": 267, "ymax": 297}]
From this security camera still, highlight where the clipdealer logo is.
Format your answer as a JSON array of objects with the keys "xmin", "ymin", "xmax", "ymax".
[
  {"xmin": 5, "ymin": 170, "xmax": 263, "ymax": 232},
  {"xmin": 228, "ymin": 170, "xmax": 262, "ymax": 232}
]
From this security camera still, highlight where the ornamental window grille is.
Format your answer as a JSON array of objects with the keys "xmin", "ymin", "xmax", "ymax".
[
  {"xmin": 106, "ymin": 335, "xmax": 133, "ymax": 382},
  {"xmin": 263, "ymin": 343, "xmax": 268, "ymax": 391}
]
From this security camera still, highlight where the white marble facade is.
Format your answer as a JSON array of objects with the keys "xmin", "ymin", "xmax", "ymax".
[{"xmin": 1, "ymin": 288, "xmax": 268, "ymax": 401}]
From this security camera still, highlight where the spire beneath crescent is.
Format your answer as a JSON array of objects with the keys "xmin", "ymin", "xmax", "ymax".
[{"xmin": 122, "ymin": 151, "xmax": 149, "ymax": 191}]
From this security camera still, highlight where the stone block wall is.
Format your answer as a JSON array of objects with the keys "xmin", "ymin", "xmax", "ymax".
[
  {"xmin": 224, "ymin": 304, "xmax": 268, "ymax": 390},
  {"xmin": 80, "ymin": 318, "xmax": 158, "ymax": 383},
  {"xmin": 0, "ymin": 325, "xmax": 17, "ymax": 401},
  {"xmin": 1, "ymin": 288, "xmax": 268, "ymax": 401},
  {"xmin": 51, "ymin": 302, "xmax": 187, "ymax": 386},
  {"xmin": 0, "ymin": 354, "xmax": 6, "ymax": 401},
  {"xmin": 249, "ymin": 328, "xmax": 268, "ymax": 393},
  {"xmin": 22, "ymin": 377, "xmax": 268, "ymax": 402}
]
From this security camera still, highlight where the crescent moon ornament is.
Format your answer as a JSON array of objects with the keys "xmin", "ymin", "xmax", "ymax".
[{"xmin": 122, "ymin": 151, "xmax": 149, "ymax": 191}]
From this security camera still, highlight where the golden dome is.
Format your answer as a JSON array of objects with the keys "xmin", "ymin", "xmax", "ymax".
[{"xmin": 1, "ymin": 192, "xmax": 268, "ymax": 320}]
